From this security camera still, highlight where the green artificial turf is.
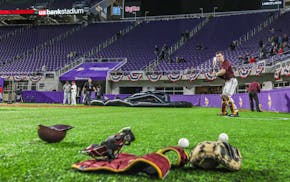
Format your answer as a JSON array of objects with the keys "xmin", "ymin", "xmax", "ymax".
[{"xmin": 0, "ymin": 105, "xmax": 289, "ymax": 181}]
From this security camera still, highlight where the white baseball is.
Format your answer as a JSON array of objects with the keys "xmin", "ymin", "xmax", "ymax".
[
  {"xmin": 218, "ymin": 133, "xmax": 229, "ymax": 142},
  {"xmin": 178, "ymin": 138, "xmax": 189, "ymax": 148}
]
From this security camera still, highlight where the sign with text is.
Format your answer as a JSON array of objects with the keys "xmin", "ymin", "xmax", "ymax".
[
  {"xmin": 261, "ymin": 0, "xmax": 284, "ymax": 9},
  {"xmin": 38, "ymin": 8, "xmax": 85, "ymax": 16},
  {"xmin": 124, "ymin": 0, "xmax": 142, "ymax": 18}
]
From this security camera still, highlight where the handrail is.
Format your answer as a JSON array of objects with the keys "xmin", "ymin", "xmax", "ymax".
[
  {"xmin": 121, "ymin": 9, "xmax": 280, "ymax": 22},
  {"xmin": 236, "ymin": 11, "xmax": 280, "ymax": 46},
  {"xmin": 57, "ymin": 21, "xmax": 139, "ymax": 74},
  {"xmin": 57, "ymin": 57, "xmax": 128, "ymax": 76},
  {"xmin": 142, "ymin": 17, "xmax": 210, "ymax": 72},
  {"xmin": 2, "ymin": 24, "xmax": 86, "ymax": 71},
  {"xmin": 0, "ymin": 24, "xmax": 32, "ymax": 42}
]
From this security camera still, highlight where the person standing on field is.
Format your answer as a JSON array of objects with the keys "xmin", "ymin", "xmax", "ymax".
[
  {"xmin": 63, "ymin": 81, "xmax": 71, "ymax": 105},
  {"xmin": 213, "ymin": 51, "xmax": 239, "ymax": 117},
  {"xmin": 82, "ymin": 78, "xmax": 96, "ymax": 105},
  {"xmin": 71, "ymin": 81, "xmax": 77, "ymax": 105},
  {"xmin": 247, "ymin": 82, "xmax": 262, "ymax": 112}
]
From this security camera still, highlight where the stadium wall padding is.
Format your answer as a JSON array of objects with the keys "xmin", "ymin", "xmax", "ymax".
[{"xmin": 21, "ymin": 87, "xmax": 290, "ymax": 112}]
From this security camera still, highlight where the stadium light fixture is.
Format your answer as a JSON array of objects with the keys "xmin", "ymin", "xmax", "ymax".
[
  {"xmin": 199, "ymin": 8, "xmax": 203, "ymax": 17},
  {"xmin": 133, "ymin": 11, "xmax": 136, "ymax": 21},
  {"xmin": 213, "ymin": 7, "xmax": 218, "ymax": 17},
  {"xmin": 119, "ymin": 6, "xmax": 124, "ymax": 19},
  {"xmin": 145, "ymin": 11, "xmax": 149, "ymax": 20},
  {"xmin": 122, "ymin": 0, "xmax": 125, "ymax": 19}
]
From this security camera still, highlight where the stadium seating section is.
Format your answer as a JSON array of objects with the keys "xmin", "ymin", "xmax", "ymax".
[{"xmin": 0, "ymin": 11, "xmax": 290, "ymax": 75}]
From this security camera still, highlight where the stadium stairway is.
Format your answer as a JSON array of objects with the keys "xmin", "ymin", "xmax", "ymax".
[
  {"xmin": 234, "ymin": 11, "xmax": 281, "ymax": 47},
  {"xmin": 0, "ymin": 24, "xmax": 88, "ymax": 74},
  {"xmin": 156, "ymin": 12, "xmax": 276, "ymax": 72},
  {"xmin": 229, "ymin": 11, "xmax": 290, "ymax": 66},
  {"xmin": 94, "ymin": 18, "xmax": 204, "ymax": 71},
  {"xmin": 0, "ymin": 21, "xmax": 135, "ymax": 75},
  {"xmin": 143, "ymin": 17, "xmax": 210, "ymax": 72},
  {"xmin": 82, "ymin": 21, "xmax": 141, "ymax": 58},
  {"xmin": 0, "ymin": 25, "xmax": 32, "ymax": 43},
  {"xmin": 58, "ymin": 21, "xmax": 139, "ymax": 76}
]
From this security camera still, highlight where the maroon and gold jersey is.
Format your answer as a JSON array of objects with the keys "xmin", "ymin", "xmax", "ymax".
[{"xmin": 220, "ymin": 60, "xmax": 235, "ymax": 81}]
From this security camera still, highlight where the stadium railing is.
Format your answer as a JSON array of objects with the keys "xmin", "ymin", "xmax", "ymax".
[{"xmin": 121, "ymin": 9, "xmax": 280, "ymax": 22}]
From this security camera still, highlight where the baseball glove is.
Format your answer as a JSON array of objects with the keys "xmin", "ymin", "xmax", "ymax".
[{"xmin": 189, "ymin": 141, "xmax": 242, "ymax": 171}]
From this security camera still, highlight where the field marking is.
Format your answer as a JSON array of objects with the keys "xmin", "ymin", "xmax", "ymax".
[{"xmin": 225, "ymin": 116, "xmax": 290, "ymax": 121}]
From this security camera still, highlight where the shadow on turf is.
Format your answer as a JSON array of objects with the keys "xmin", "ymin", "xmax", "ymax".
[
  {"xmin": 180, "ymin": 166, "xmax": 230, "ymax": 173},
  {"xmin": 0, "ymin": 108, "xmax": 17, "ymax": 111},
  {"xmin": 72, "ymin": 169, "xmax": 159, "ymax": 181},
  {"xmin": 71, "ymin": 166, "xmax": 278, "ymax": 181},
  {"xmin": 34, "ymin": 140, "xmax": 89, "ymax": 148},
  {"xmin": 178, "ymin": 167, "xmax": 278, "ymax": 180}
]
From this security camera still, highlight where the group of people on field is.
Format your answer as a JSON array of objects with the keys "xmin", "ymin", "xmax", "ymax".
[{"xmin": 63, "ymin": 78, "xmax": 102, "ymax": 105}]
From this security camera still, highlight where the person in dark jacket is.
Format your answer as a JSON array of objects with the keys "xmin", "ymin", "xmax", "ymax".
[
  {"xmin": 82, "ymin": 78, "xmax": 96, "ymax": 105},
  {"xmin": 247, "ymin": 82, "xmax": 262, "ymax": 112}
]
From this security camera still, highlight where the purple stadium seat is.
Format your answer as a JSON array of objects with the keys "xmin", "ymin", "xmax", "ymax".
[{"xmin": 95, "ymin": 19, "xmax": 202, "ymax": 71}]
